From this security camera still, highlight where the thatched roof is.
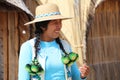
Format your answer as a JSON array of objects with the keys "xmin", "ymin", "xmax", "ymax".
[{"xmin": 0, "ymin": 0, "xmax": 33, "ymax": 16}]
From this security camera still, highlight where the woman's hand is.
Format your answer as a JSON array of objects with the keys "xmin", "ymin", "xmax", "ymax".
[{"xmin": 79, "ymin": 64, "xmax": 90, "ymax": 79}]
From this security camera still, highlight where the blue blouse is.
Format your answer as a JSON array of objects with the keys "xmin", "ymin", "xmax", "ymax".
[{"xmin": 18, "ymin": 38, "xmax": 85, "ymax": 80}]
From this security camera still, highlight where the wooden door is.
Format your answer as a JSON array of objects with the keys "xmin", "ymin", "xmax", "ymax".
[
  {"xmin": 0, "ymin": 10, "xmax": 32, "ymax": 80},
  {"xmin": 0, "ymin": 11, "xmax": 19, "ymax": 80}
]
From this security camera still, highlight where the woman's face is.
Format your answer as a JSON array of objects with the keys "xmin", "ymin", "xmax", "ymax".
[{"xmin": 41, "ymin": 19, "xmax": 62, "ymax": 41}]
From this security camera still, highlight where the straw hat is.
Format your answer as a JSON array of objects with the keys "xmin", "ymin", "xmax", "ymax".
[{"xmin": 24, "ymin": 3, "xmax": 72, "ymax": 25}]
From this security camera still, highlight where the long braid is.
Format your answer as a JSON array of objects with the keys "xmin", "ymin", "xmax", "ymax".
[
  {"xmin": 34, "ymin": 33, "xmax": 40, "ymax": 59},
  {"xmin": 55, "ymin": 37, "xmax": 67, "ymax": 55},
  {"xmin": 34, "ymin": 20, "xmax": 50, "ymax": 59}
]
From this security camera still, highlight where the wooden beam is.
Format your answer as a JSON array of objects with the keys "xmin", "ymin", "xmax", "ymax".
[
  {"xmin": 0, "ymin": 12, "xmax": 9, "ymax": 80},
  {"xmin": 8, "ymin": 11, "xmax": 16, "ymax": 80}
]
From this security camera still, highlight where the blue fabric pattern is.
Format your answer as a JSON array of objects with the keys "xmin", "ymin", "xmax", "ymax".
[{"xmin": 35, "ymin": 12, "xmax": 61, "ymax": 18}]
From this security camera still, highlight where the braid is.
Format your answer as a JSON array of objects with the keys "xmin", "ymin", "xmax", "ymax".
[
  {"xmin": 34, "ymin": 33, "xmax": 40, "ymax": 59},
  {"xmin": 55, "ymin": 37, "xmax": 67, "ymax": 54},
  {"xmin": 34, "ymin": 20, "xmax": 50, "ymax": 59}
]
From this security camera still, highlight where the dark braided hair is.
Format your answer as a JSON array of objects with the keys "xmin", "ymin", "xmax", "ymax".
[
  {"xmin": 34, "ymin": 21, "xmax": 50, "ymax": 59},
  {"xmin": 55, "ymin": 37, "xmax": 67, "ymax": 55},
  {"xmin": 34, "ymin": 20, "xmax": 67, "ymax": 59}
]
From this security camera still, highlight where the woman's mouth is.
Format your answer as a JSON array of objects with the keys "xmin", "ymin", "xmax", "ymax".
[
  {"xmin": 55, "ymin": 30, "xmax": 60, "ymax": 33},
  {"xmin": 55, "ymin": 28, "xmax": 61, "ymax": 33}
]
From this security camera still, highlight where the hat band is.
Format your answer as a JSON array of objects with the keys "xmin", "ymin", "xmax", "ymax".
[{"xmin": 35, "ymin": 12, "xmax": 61, "ymax": 18}]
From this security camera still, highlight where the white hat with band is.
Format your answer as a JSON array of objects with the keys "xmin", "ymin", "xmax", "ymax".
[{"xmin": 24, "ymin": 3, "xmax": 72, "ymax": 25}]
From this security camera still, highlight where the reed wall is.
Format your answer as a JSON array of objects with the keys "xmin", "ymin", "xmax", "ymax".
[{"xmin": 87, "ymin": 1, "xmax": 120, "ymax": 80}]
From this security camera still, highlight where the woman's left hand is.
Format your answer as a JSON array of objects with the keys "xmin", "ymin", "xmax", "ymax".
[{"xmin": 79, "ymin": 64, "xmax": 90, "ymax": 78}]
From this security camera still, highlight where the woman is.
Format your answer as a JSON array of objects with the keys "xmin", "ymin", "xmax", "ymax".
[{"xmin": 18, "ymin": 3, "xmax": 90, "ymax": 80}]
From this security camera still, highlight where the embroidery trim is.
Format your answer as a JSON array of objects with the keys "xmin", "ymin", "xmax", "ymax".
[{"xmin": 35, "ymin": 12, "xmax": 61, "ymax": 18}]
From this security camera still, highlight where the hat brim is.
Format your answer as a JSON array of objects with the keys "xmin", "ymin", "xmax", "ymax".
[{"xmin": 24, "ymin": 15, "xmax": 72, "ymax": 25}]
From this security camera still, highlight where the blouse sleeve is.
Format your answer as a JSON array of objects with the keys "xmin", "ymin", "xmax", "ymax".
[
  {"xmin": 71, "ymin": 62, "xmax": 86, "ymax": 80},
  {"xmin": 18, "ymin": 41, "xmax": 32, "ymax": 80}
]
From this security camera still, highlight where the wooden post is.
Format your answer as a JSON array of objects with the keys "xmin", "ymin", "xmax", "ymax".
[
  {"xmin": 8, "ymin": 11, "xmax": 18, "ymax": 80},
  {"xmin": 0, "ymin": 12, "xmax": 9, "ymax": 80}
]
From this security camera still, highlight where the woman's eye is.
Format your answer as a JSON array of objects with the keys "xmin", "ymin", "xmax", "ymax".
[{"xmin": 55, "ymin": 22, "xmax": 58, "ymax": 25}]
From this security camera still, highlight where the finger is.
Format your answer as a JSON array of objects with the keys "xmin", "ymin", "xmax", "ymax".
[
  {"xmin": 80, "ymin": 66, "xmax": 89, "ymax": 72},
  {"xmin": 83, "ymin": 64, "xmax": 90, "ymax": 69},
  {"xmin": 81, "ymin": 70, "xmax": 89, "ymax": 77},
  {"xmin": 79, "ymin": 67, "xmax": 90, "ymax": 76},
  {"xmin": 82, "ymin": 65, "xmax": 90, "ymax": 72}
]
